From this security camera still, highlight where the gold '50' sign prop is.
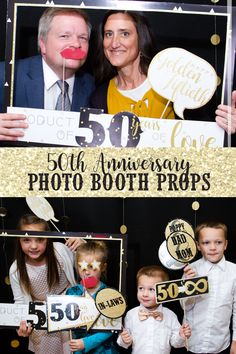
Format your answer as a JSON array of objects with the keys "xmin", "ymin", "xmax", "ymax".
[{"xmin": 155, "ymin": 276, "xmax": 208, "ymax": 303}]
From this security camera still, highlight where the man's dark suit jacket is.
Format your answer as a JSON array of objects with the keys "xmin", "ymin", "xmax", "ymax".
[{"xmin": 0, "ymin": 55, "xmax": 95, "ymax": 112}]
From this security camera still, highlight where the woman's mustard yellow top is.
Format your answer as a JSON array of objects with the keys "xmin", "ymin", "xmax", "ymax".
[{"xmin": 107, "ymin": 78, "xmax": 175, "ymax": 119}]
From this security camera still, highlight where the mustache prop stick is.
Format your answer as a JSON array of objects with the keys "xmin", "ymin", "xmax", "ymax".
[{"xmin": 59, "ymin": 48, "xmax": 87, "ymax": 111}]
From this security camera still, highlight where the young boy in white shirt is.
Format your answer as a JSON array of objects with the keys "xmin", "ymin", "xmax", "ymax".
[
  {"xmin": 182, "ymin": 221, "xmax": 236, "ymax": 354},
  {"xmin": 117, "ymin": 265, "xmax": 191, "ymax": 354}
]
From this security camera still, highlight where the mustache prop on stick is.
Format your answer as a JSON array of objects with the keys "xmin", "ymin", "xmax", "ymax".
[
  {"xmin": 60, "ymin": 48, "xmax": 86, "ymax": 60},
  {"xmin": 80, "ymin": 276, "xmax": 98, "ymax": 289}
]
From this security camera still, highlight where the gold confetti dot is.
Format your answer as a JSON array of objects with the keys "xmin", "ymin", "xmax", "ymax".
[
  {"xmin": 192, "ymin": 201, "xmax": 200, "ymax": 211},
  {"xmin": 211, "ymin": 34, "xmax": 221, "ymax": 45},
  {"xmin": 11, "ymin": 340, "xmax": 20, "ymax": 348},
  {"xmin": 5, "ymin": 276, "xmax": 10, "ymax": 285},
  {"xmin": 120, "ymin": 224, "xmax": 127, "ymax": 234},
  {"xmin": 217, "ymin": 76, "xmax": 221, "ymax": 86}
]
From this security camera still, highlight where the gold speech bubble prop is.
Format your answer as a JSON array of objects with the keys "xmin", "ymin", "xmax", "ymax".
[
  {"xmin": 26, "ymin": 196, "xmax": 59, "ymax": 231},
  {"xmin": 148, "ymin": 47, "xmax": 217, "ymax": 119}
]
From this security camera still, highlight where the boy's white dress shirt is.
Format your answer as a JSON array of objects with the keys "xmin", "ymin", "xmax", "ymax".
[
  {"xmin": 117, "ymin": 303, "xmax": 185, "ymax": 354},
  {"xmin": 182, "ymin": 256, "xmax": 236, "ymax": 353}
]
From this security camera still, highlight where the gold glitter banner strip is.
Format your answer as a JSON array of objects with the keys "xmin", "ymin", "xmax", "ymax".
[{"xmin": 0, "ymin": 147, "xmax": 235, "ymax": 197}]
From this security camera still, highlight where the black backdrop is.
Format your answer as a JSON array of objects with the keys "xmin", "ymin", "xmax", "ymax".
[
  {"xmin": 0, "ymin": 197, "xmax": 236, "ymax": 353},
  {"xmin": 0, "ymin": 0, "xmax": 236, "ymax": 352}
]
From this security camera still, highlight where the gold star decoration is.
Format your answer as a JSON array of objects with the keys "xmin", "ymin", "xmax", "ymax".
[
  {"xmin": 91, "ymin": 260, "xmax": 101, "ymax": 270},
  {"xmin": 78, "ymin": 260, "xmax": 88, "ymax": 271}
]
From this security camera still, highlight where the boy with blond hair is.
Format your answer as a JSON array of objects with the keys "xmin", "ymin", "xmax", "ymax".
[
  {"xmin": 182, "ymin": 221, "xmax": 236, "ymax": 354},
  {"xmin": 117, "ymin": 265, "xmax": 191, "ymax": 353}
]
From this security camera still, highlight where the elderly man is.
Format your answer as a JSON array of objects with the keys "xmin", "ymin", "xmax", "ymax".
[{"xmin": 0, "ymin": 7, "xmax": 95, "ymax": 141}]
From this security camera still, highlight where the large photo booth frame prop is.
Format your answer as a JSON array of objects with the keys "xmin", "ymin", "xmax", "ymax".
[
  {"xmin": 3, "ymin": 0, "xmax": 234, "ymax": 117},
  {"xmin": 0, "ymin": 231, "xmax": 127, "ymax": 331},
  {"xmin": 0, "ymin": 230, "xmax": 127, "ymax": 295}
]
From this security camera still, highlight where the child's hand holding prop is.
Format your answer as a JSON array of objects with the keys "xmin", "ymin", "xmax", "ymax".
[{"xmin": 158, "ymin": 218, "xmax": 209, "ymax": 351}]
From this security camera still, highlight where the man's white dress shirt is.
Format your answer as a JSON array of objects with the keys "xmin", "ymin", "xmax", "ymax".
[{"xmin": 42, "ymin": 59, "xmax": 74, "ymax": 110}]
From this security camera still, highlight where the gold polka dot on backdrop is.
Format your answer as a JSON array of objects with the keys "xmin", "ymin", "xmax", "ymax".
[
  {"xmin": 4, "ymin": 276, "xmax": 10, "ymax": 285},
  {"xmin": 211, "ymin": 34, "xmax": 221, "ymax": 45},
  {"xmin": 120, "ymin": 225, "xmax": 128, "ymax": 234},
  {"xmin": 217, "ymin": 76, "xmax": 221, "ymax": 86},
  {"xmin": 11, "ymin": 340, "xmax": 20, "ymax": 348},
  {"xmin": 192, "ymin": 201, "xmax": 200, "ymax": 211}
]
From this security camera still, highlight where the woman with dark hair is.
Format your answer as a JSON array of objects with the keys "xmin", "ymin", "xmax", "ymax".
[{"xmin": 90, "ymin": 10, "xmax": 174, "ymax": 119}]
